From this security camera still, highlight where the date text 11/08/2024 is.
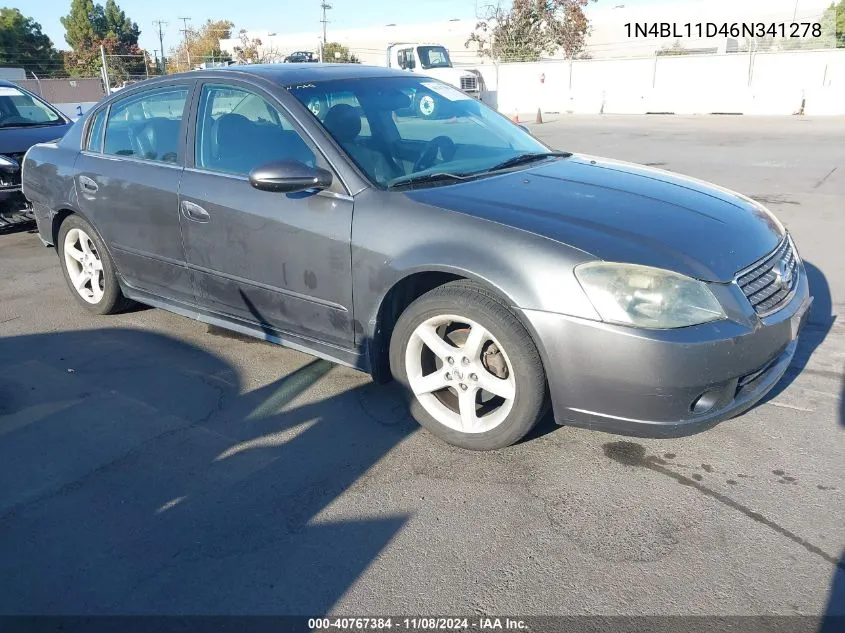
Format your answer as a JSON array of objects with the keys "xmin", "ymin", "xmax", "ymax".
[
  {"xmin": 308, "ymin": 618, "xmax": 528, "ymax": 630},
  {"xmin": 624, "ymin": 22, "xmax": 823, "ymax": 39}
]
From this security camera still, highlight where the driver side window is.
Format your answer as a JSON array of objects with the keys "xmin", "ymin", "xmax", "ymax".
[{"xmin": 195, "ymin": 84, "xmax": 315, "ymax": 177}]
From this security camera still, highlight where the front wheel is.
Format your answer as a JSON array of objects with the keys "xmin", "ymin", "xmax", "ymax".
[{"xmin": 390, "ymin": 281, "xmax": 547, "ymax": 450}]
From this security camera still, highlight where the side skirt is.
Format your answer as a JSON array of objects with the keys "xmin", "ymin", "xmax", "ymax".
[{"xmin": 121, "ymin": 284, "xmax": 371, "ymax": 373}]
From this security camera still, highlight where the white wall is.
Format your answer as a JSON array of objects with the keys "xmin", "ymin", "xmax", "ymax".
[
  {"xmin": 53, "ymin": 102, "xmax": 99, "ymax": 120},
  {"xmin": 485, "ymin": 49, "xmax": 845, "ymax": 117}
]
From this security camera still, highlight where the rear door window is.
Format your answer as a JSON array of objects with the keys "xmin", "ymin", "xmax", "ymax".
[
  {"xmin": 103, "ymin": 87, "xmax": 189, "ymax": 163},
  {"xmin": 86, "ymin": 108, "xmax": 108, "ymax": 153}
]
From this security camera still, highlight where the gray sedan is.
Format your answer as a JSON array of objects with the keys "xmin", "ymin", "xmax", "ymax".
[{"xmin": 22, "ymin": 64, "xmax": 812, "ymax": 450}]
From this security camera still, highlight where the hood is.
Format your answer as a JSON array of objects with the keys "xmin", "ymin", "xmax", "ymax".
[
  {"xmin": 0, "ymin": 123, "xmax": 73, "ymax": 156},
  {"xmin": 407, "ymin": 155, "xmax": 784, "ymax": 282}
]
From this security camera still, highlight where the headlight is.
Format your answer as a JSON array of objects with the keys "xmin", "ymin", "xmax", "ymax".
[{"xmin": 574, "ymin": 262, "xmax": 725, "ymax": 329}]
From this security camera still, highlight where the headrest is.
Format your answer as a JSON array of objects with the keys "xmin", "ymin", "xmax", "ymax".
[{"xmin": 322, "ymin": 104, "xmax": 362, "ymax": 143}]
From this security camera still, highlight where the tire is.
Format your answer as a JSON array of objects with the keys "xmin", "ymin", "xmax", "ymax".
[
  {"xmin": 57, "ymin": 214, "xmax": 133, "ymax": 315},
  {"xmin": 389, "ymin": 280, "xmax": 547, "ymax": 451},
  {"xmin": 416, "ymin": 93, "xmax": 438, "ymax": 119}
]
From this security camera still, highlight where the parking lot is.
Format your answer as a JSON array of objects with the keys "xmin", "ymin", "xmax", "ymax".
[{"xmin": 0, "ymin": 115, "xmax": 843, "ymax": 616}]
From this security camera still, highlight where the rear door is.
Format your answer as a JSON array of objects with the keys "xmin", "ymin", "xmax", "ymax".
[
  {"xmin": 178, "ymin": 79, "xmax": 355, "ymax": 348},
  {"xmin": 75, "ymin": 82, "xmax": 195, "ymax": 304}
]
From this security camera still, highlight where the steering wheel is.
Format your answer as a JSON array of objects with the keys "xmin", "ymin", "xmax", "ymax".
[{"xmin": 413, "ymin": 135, "xmax": 456, "ymax": 172}]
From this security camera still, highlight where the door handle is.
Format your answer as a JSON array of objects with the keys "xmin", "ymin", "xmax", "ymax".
[
  {"xmin": 181, "ymin": 200, "xmax": 210, "ymax": 223},
  {"xmin": 79, "ymin": 176, "xmax": 98, "ymax": 194}
]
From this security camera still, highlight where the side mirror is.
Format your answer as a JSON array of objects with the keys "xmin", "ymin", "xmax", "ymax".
[
  {"xmin": 518, "ymin": 123, "xmax": 531, "ymax": 135},
  {"xmin": 249, "ymin": 160, "xmax": 332, "ymax": 193}
]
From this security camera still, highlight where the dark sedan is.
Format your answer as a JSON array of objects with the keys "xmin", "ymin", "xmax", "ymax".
[
  {"xmin": 0, "ymin": 80, "xmax": 72, "ymax": 228},
  {"xmin": 22, "ymin": 65, "xmax": 812, "ymax": 450}
]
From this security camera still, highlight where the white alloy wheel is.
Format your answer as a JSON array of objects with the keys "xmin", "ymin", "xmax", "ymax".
[
  {"xmin": 404, "ymin": 314, "xmax": 516, "ymax": 434},
  {"xmin": 63, "ymin": 227, "xmax": 105, "ymax": 304}
]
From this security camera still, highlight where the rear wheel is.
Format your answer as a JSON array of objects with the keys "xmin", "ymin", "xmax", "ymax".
[
  {"xmin": 57, "ymin": 215, "xmax": 132, "ymax": 315},
  {"xmin": 390, "ymin": 281, "xmax": 547, "ymax": 450}
]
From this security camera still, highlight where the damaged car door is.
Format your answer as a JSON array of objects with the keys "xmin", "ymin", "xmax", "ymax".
[{"xmin": 178, "ymin": 80, "xmax": 355, "ymax": 349}]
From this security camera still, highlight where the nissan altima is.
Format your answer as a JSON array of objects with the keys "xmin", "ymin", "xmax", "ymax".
[{"xmin": 22, "ymin": 65, "xmax": 812, "ymax": 450}]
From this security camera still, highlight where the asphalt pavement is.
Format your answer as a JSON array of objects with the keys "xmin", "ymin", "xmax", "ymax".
[{"xmin": 0, "ymin": 115, "xmax": 843, "ymax": 617}]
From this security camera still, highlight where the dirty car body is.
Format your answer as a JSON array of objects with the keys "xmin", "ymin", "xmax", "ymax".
[{"xmin": 22, "ymin": 64, "xmax": 811, "ymax": 444}]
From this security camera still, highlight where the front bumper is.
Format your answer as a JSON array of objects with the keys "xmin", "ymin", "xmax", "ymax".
[
  {"xmin": 0, "ymin": 187, "xmax": 34, "ymax": 228},
  {"xmin": 520, "ymin": 266, "xmax": 812, "ymax": 437}
]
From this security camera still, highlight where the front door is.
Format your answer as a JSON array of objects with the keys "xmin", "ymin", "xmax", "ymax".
[
  {"xmin": 75, "ymin": 83, "xmax": 194, "ymax": 303},
  {"xmin": 178, "ymin": 81, "xmax": 355, "ymax": 348}
]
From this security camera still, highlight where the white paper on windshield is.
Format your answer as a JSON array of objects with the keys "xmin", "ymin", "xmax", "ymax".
[
  {"xmin": 0, "ymin": 87, "xmax": 22, "ymax": 96},
  {"xmin": 421, "ymin": 81, "xmax": 471, "ymax": 101}
]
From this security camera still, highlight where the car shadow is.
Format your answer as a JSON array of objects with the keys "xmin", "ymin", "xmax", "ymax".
[
  {"xmin": 760, "ymin": 260, "xmax": 836, "ymax": 406},
  {"xmin": 0, "ymin": 327, "xmax": 417, "ymax": 614},
  {"xmin": 821, "ymin": 548, "xmax": 845, "ymax": 631}
]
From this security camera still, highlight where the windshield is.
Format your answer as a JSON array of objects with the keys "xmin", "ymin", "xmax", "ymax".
[
  {"xmin": 289, "ymin": 76, "xmax": 549, "ymax": 189},
  {"xmin": 0, "ymin": 86, "xmax": 64, "ymax": 128},
  {"xmin": 417, "ymin": 46, "xmax": 452, "ymax": 69}
]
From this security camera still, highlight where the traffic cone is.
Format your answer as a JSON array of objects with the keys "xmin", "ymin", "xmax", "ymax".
[
  {"xmin": 510, "ymin": 109, "xmax": 519, "ymax": 123},
  {"xmin": 535, "ymin": 108, "xmax": 543, "ymax": 124}
]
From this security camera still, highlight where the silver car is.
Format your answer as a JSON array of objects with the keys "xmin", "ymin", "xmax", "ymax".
[{"xmin": 22, "ymin": 65, "xmax": 812, "ymax": 450}]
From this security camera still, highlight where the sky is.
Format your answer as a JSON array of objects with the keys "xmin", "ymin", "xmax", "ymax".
[
  {"xmin": 25, "ymin": 0, "xmax": 664, "ymax": 55},
  {"xmin": 23, "ymin": 0, "xmax": 823, "ymax": 59}
]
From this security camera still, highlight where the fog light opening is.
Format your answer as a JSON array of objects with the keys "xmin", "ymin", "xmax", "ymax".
[{"xmin": 691, "ymin": 390, "xmax": 720, "ymax": 415}]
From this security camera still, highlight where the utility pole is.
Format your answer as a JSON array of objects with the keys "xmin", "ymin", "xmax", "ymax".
[
  {"xmin": 153, "ymin": 19, "xmax": 168, "ymax": 73},
  {"xmin": 179, "ymin": 17, "xmax": 192, "ymax": 69},
  {"xmin": 320, "ymin": 1, "xmax": 332, "ymax": 62}
]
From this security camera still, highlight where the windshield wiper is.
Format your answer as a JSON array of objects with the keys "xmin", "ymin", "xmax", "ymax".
[
  {"xmin": 485, "ymin": 151, "xmax": 571, "ymax": 173},
  {"xmin": 387, "ymin": 171, "xmax": 476, "ymax": 189},
  {"xmin": 0, "ymin": 120, "xmax": 63, "ymax": 129}
]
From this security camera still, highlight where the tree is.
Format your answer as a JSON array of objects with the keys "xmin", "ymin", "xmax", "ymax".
[
  {"xmin": 169, "ymin": 19, "xmax": 233, "ymax": 71},
  {"xmin": 232, "ymin": 30, "xmax": 283, "ymax": 64},
  {"xmin": 322, "ymin": 41, "xmax": 359, "ymax": 63},
  {"xmin": 466, "ymin": 0, "xmax": 595, "ymax": 62},
  {"xmin": 825, "ymin": 1, "xmax": 844, "ymax": 48},
  {"xmin": 61, "ymin": 0, "xmax": 145, "ymax": 80},
  {"xmin": 780, "ymin": 3, "xmax": 840, "ymax": 51},
  {"xmin": 656, "ymin": 40, "xmax": 688, "ymax": 56},
  {"xmin": 0, "ymin": 8, "xmax": 62, "ymax": 76},
  {"xmin": 103, "ymin": 0, "xmax": 140, "ymax": 48},
  {"xmin": 61, "ymin": 0, "xmax": 105, "ymax": 52}
]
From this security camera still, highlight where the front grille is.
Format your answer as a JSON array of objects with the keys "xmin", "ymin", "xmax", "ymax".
[
  {"xmin": 736, "ymin": 236, "xmax": 799, "ymax": 316},
  {"xmin": 460, "ymin": 76, "xmax": 478, "ymax": 92}
]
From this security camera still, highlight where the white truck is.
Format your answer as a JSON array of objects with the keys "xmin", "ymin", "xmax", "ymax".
[{"xmin": 386, "ymin": 43, "xmax": 482, "ymax": 116}]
